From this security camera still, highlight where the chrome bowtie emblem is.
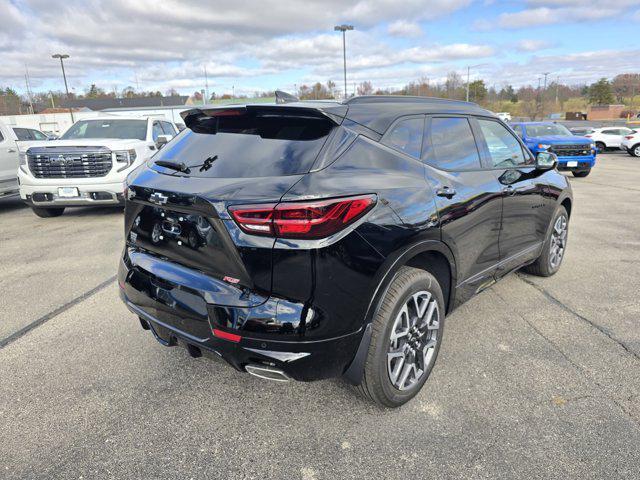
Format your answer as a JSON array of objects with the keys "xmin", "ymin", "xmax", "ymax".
[{"xmin": 149, "ymin": 192, "xmax": 168, "ymax": 205}]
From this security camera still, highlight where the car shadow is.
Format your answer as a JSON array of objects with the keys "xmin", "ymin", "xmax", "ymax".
[{"xmin": 0, "ymin": 195, "xmax": 27, "ymax": 212}]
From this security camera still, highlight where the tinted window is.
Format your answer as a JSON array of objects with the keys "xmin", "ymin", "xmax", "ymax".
[
  {"xmin": 61, "ymin": 120, "xmax": 147, "ymax": 140},
  {"xmin": 427, "ymin": 117, "xmax": 481, "ymax": 170},
  {"xmin": 30, "ymin": 129, "xmax": 48, "ymax": 140},
  {"xmin": 13, "ymin": 128, "xmax": 32, "ymax": 141},
  {"xmin": 477, "ymin": 119, "xmax": 530, "ymax": 167},
  {"xmin": 151, "ymin": 111, "xmax": 334, "ymax": 178},
  {"xmin": 161, "ymin": 121, "xmax": 177, "ymax": 136},
  {"xmin": 383, "ymin": 117, "xmax": 423, "ymax": 159}
]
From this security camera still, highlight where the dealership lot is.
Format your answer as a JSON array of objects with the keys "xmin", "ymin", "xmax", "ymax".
[{"xmin": 1, "ymin": 153, "xmax": 639, "ymax": 479}]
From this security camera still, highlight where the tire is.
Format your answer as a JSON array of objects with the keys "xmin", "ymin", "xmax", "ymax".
[
  {"xmin": 31, "ymin": 207, "xmax": 65, "ymax": 218},
  {"xmin": 572, "ymin": 169, "xmax": 591, "ymax": 177},
  {"xmin": 595, "ymin": 142, "xmax": 606, "ymax": 151},
  {"xmin": 630, "ymin": 144, "xmax": 640, "ymax": 157},
  {"xmin": 357, "ymin": 266, "xmax": 445, "ymax": 408},
  {"xmin": 523, "ymin": 206, "xmax": 569, "ymax": 277}
]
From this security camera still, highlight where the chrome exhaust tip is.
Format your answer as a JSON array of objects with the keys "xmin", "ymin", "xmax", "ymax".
[{"xmin": 245, "ymin": 364, "xmax": 291, "ymax": 382}]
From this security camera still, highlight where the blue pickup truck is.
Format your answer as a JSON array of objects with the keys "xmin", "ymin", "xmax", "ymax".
[{"xmin": 511, "ymin": 122, "xmax": 596, "ymax": 177}]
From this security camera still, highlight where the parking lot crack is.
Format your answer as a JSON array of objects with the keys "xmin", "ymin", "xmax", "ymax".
[
  {"xmin": 516, "ymin": 273, "xmax": 640, "ymax": 363},
  {"xmin": 492, "ymin": 288, "xmax": 640, "ymax": 431},
  {"xmin": 0, "ymin": 275, "xmax": 116, "ymax": 349}
]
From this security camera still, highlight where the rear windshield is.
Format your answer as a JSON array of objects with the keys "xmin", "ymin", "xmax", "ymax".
[
  {"xmin": 525, "ymin": 124, "xmax": 572, "ymax": 137},
  {"xmin": 150, "ymin": 110, "xmax": 334, "ymax": 178},
  {"xmin": 61, "ymin": 119, "xmax": 147, "ymax": 140}
]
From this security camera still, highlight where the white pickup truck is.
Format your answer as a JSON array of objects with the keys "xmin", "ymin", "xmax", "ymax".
[
  {"xmin": 18, "ymin": 116, "xmax": 178, "ymax": 217},
  {"xmin": 0, "ymin": 121, "xmax": 49, "ymax": 198}
]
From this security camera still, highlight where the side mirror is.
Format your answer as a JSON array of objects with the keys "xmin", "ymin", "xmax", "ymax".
[
  {"xmin": 536, "ymin": 151, "xmax": 557, "ymax": 170},
  {"xmin": 156, "ymin": 134, "xmax": 172, "ymax": 149}
]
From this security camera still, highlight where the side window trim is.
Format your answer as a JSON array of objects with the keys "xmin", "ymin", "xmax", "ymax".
[
  {"xmin": 471, "ymin": 116, "xmax": 535, "ymax": 169},
  {"xmin": 422, "ymin": 114, "xmax": 486, "ymax": 172},
  {"xmin": 380, "ymin": 114, "xmax": 426, "ymax": 161}
]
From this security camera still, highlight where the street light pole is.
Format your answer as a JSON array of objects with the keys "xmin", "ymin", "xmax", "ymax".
[
  {"xmin": 466, "ymin": 64, "xmax": 483, "ymax": 102},
  {"xmin": 542, "ymin": 72, "xmax": 550, "ymax": 119},
  {"xmin": 334, "ymin": 24, "xmax": 354, "ymax": 100},
  {"xmin": 52, "ymin": 54, "xmax": 74, "ymax": 123}
]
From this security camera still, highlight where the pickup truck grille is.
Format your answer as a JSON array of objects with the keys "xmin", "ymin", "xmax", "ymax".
[
  {"xmin": 548, "ymin": 144, "xmax": 592, "ymax": 157},
  {"xmin": 27, "ymin": 151, "xmax": 113, "ymax": 178}
]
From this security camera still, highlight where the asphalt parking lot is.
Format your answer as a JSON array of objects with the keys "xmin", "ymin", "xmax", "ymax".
[{"xmin": 1, "ymin": 152, "xmax": 639, "ymax": 479}]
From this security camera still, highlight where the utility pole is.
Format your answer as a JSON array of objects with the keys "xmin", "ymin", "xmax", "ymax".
[
  {"xmin": 334, "ymin": 24, "xmax": 354, "ymax": 100},
  {"xmin": 555, "ymin": 76, "xmax": 560, "ymax": 105},
  {"xmin": 52, "ymin": 54, "xmax": 74, "ymax": 123}
]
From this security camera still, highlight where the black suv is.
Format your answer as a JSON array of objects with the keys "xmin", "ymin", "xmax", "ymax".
[{"xmin": 119, "ymin": 96, "xmax": 572, "ymax": 407}]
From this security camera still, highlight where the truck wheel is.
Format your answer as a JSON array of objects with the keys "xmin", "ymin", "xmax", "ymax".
[
  {"xmin": 595, "ymin": 142, "xmax": 606, "ymax": 151},
  {"xmin": 31, "ymin": 207, "xmax": 65, "ymax": 218},
  {"xmin": 572, "ymin": 169, "xmax": 591, "ymax": 177},
  {"xmin": 523, "ymin": 206, "xmax": 569, "ymax": 277},
  {"xmin": 357, "ymin": 266, "xmax": 445, "ymax": 408}
]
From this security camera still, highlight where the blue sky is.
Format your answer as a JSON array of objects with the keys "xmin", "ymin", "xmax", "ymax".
[{"xmin": 1, "ymin": 0, "xmax": 639, "ymax": 97}]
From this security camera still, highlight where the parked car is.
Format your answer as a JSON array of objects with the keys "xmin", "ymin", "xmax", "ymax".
[
  {"xmin": 119, "ymin": 96, "xmax": 573, "ymax": 407},
  {"xmin": 584, "ymin": 127, "xmax": 636, "ymax": 151},
  {"xmin": 511, "ymin": 122, "xmax": 596, "ymax": 177},
  {"xmin": 0, "ymin": 121, "xmax": 45, "ymax": 198},
  {"xmin": 621, "ymin": 130, "xmax": 640, "ymax": 157},
  {"xmin": 19, "ymin": 116, "xmax": 178, "ymax": 217}
]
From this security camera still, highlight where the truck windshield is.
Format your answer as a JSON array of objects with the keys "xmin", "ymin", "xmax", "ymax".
[
  {"xmin": 61, "ymin": 119, "xmax": 147, "ymax": 140},
  {"xmin": 525, "ymin": 124, "xmax": 572, "ymax": 137}
]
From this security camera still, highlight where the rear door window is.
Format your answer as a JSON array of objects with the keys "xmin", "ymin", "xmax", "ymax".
[
  {"xmin": 13, "ymin": 128, "xmax": 32, "ymax": 141},
  {"xmin": 151, "ymin": 109, "xmax": 335, "ymax": 178},
  {"xmin": 425, "ymin": 117, "xmax": 482, "ymax": 170}
]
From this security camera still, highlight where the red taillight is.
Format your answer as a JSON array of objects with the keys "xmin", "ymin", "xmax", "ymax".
[
  {"xmin": 625, "ymin": 135, "xmax": 634, "ymax": 140},
  {"xmin": 584, "ymin": 134, "xmax": 592, "ymax": 138},
  {"xmin": 212, "ymin": 328, "xmax": 241, "ymax": 343},
  {"xmin": 229, "ymin": 195, "xmax": 376, "ymax": 239}
]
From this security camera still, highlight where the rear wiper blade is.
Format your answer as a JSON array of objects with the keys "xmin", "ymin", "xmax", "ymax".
[{"xmin": 154, "ymin": 160, "xmax": 190, "ymax": 173}]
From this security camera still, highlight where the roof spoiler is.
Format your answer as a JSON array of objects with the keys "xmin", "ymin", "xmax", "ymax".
[
  {"xmin": 181, "ymin": 104, "xmax": 348, "ymax": 134},
  {"xmin": 275, "ymin": 90, "xmax": 299, "ymax": 104}
]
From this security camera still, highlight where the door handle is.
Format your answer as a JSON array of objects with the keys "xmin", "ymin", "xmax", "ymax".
[
  {"xmin": 7, "ymin": 148, "xmax": 16, "ymax": 153},
  {"xmin": 503, "ymin": 185, "xmax": 516, "ymax": 195},
  {"xmin": 436, "ymin": 186, "xmax": 456, "ymax": 198}
]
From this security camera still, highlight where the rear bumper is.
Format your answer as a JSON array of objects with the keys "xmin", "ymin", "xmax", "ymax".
[{"xmin": 118, "ymin": 253, "xmax": 363, "ymax": 381}]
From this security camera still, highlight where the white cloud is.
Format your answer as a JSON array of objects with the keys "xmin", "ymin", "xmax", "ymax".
[
  {"xmin": 489, "ymin": 1, "xmax": 640, "ymax": 29},
  {"xmin": 388, "ymin": 20, "xmax": 424, "ymax": 38},
  {"xmin": 515, "ymin": 39, "xmax": 554, "ymax": 52}
]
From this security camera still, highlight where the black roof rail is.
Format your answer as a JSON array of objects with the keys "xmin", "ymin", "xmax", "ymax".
[{"xmin": 344, "ymin": 95, "xmax": 477, "ymax": 106}]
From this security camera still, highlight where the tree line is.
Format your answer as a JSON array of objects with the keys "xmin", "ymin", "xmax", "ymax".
[{"xmin": 1, "ymin": 74, "xmax": 638, "ymax": 118}]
